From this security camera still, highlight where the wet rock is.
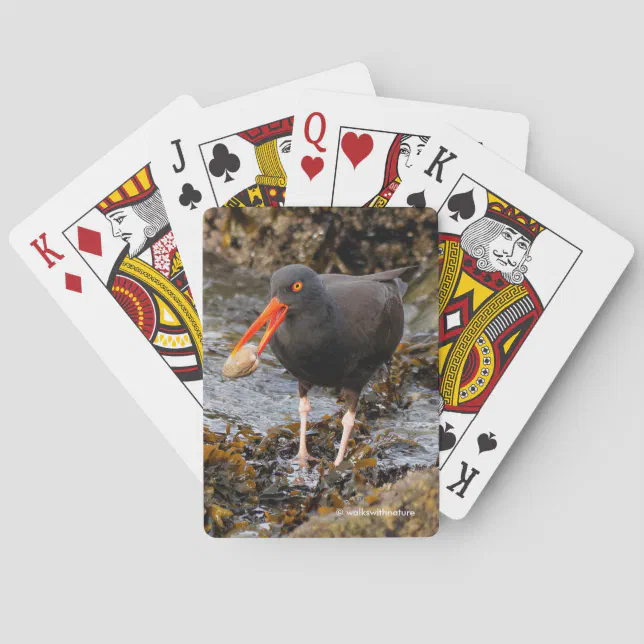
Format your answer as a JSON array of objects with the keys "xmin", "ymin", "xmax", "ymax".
[
  {"xmin": 222, "ymin": 344, "xmax": 260, "ymax": 379},
  {"xmin": 289, "ymin": 468, "xmax": 439, "ymax": 538}
]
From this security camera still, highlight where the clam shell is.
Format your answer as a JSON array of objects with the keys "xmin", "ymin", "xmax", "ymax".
[{"xmin": 222, "ymin": 344, "xmax": 260, "ymax": 379}]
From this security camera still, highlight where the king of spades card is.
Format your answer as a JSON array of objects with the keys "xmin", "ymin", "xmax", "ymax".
[
  {"xmin": 437, "ymin": 177, "xmax": 581, "ymax": 471},
  {"xmin": 439, "ymin": 193, "xmax": 545, "ymax": 414}
]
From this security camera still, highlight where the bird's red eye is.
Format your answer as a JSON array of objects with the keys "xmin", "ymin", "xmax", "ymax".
[{"xmin": 292, "ymin": 281, "xmax": 303, "ymax": 292}]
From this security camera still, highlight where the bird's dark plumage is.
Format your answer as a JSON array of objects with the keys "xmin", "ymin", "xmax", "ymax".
[
  {"xmin": 268, "ymin": 265, "xmax": 413, "ymax": 392},
  {"xmin": 232, "ymin": 263, "xmax": 416, "ymax": 467}
]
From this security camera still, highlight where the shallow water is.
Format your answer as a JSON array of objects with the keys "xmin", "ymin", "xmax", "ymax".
[{"xmin": 202, "ymin": 253, "xmax": 440, "ymax": 536}]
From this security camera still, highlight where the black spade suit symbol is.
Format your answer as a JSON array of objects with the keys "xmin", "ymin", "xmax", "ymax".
[
  {"xmin": 407, "ymin": 190, "xmax": 426, "ymax": 208},
  {"xmin": 439, "ymin": 422, "xmax": 457, "ymax": 451},
  {"xmin": 447, "ymin": 188, "xmax": 475, "ymax": 222},
  {"xmin": 477, "ymin": 432, "xmax": 497, "ymax": 454},
  {"xmin": 178, "ymin": 183, "xmax": 202, "ymax": 210},
  {"xmin": 209, "ymin": 143, "xmax": 240, "ymax": 183}
]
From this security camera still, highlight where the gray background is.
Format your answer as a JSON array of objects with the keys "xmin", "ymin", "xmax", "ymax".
[{"xmin": 1, "ymin": 1, "xmax": 641, "ymax": 642}]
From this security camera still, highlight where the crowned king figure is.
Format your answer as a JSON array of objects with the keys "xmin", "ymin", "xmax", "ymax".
[
  {"xmin": 439, "ymin": 191, "xmax": 545, "ymax": 414},
  {"xmin": 97, "ymin": 165, "xmax": 203, "ymax": 383}
]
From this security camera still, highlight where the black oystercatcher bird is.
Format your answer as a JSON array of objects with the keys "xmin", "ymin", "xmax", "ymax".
[{"xmin": 230, "ymin": 264, "xmax": 414, "ymax": 468}]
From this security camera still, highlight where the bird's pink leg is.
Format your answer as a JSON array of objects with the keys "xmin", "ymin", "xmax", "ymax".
[
  {"xmin": 296, "ymin": 395, "xmax": 317, "ymax": 468},
  {"xmin": 334, "ymin": 408, "xmax": 356, "ymax": 467}
]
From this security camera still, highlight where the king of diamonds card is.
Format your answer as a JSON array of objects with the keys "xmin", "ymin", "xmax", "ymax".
[
  {"xmin": 10, "ymin": 97, "xmax": 204, "ymax": 476},
  {"xmin": 63, "ymin": 164, "xmax": 202, "ymax": 399}
]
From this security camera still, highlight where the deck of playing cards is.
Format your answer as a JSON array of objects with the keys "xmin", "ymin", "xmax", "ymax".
[{"xmin": 10, "ymin": 62, "xmax": 633, "ymax": 537}]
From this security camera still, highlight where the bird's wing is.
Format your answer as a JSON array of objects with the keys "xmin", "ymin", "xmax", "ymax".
[
  {"xmin": 321, "ymin": 267, "xmax": 417, "ymax": 299},
  {"xmin": 327, "ymin": 279, "xmax": 405, "ymax": 388},
  {"xmin": 319, "ymin": 266, "xmax": 417, "ymax": 286},
  {"xmin": 356, "ymin": 266, "xmax": 418, "ymax": 282}
]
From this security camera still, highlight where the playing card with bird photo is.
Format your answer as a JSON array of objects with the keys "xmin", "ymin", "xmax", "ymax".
[
  {"xmin": 285, "ymin": 90, "xmax": 530, "ymax": 208},
  {"xmin": 202, "ymin": 206, "xmax": 440, "ymax": 538},
  {"xmin": 148, "ymin": 63, "xmax": 376, "ymax": 315}
]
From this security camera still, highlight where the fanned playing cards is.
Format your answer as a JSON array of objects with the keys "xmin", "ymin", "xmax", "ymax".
[{"xmin": 9, "ymin": 61, "xmax": 634, "ymax": 534}]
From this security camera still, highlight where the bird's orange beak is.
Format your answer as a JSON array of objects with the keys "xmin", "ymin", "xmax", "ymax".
[{"xmin": 231, "ymin": 297, "xmax": 288, "ymax": 357}]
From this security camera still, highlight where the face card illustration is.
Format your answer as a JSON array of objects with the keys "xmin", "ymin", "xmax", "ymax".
[
  {"xmin": 9, "ymin": 97, "xmax": 205, "ymax": 478},
  {"xmin": 389, "ymin": 125, "xmax": 634, "ymax": 518},
  {"xmin": 437, "ymin": 178, "xmax": 579, "ymax": 476},
  {"xmin": 64, "ymin": 164, "xmax": 203, "ymax": 398},
  {"xmin": 148, "ymin": 63, "xmax": 376, "ymax": 314},
  {"xmin": 334, "ymin": 130, "xmax": 434, "ymax": 207},
  {"xmin": 199, "ymin": 116, "xmax": 293, "ymax": 208},
  {"xmin": 285, "ymin": 91, "xmax": 530, "ymax": 208}
]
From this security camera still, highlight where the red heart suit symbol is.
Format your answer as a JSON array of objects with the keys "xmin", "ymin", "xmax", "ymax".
[
  {"xmin": 301, "ymin": 156, "xmax": 324, "ymax": 180},
  {"xmin": 341, "ymin": 132, "xmax": 374, "ymax": 169}
]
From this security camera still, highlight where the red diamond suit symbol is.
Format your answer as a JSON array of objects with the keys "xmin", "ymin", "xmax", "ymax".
[
  {"xmin": 77, "ymin": 226, "xmax": 103, "ymax": 256},
  {"xmin": 65, "ymin": 273, "xmax": 83, "ymax": 293}
]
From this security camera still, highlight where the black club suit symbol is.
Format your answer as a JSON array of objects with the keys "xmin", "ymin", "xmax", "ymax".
[
  {"xmin": 209, "ymin": 143, "xmax": 240, "ymax": 183},
  {"xmin": 179, "ymin": 183, "xmax": 202, "ymax": 210}
]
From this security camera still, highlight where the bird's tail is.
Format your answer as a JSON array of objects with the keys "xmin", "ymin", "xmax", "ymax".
[{"xmin": 393, "ymin": 277, "xmax": 408, "ymax": 298}]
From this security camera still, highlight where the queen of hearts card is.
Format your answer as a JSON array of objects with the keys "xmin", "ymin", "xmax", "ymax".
[
  {"xmin": 329, "ymin": 129, "xmax": 431, "ymax": 207},
  {"xmin": 363, "ymin": 134, "xmax": 430, "ymax": 207}
]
